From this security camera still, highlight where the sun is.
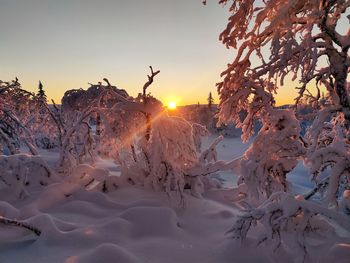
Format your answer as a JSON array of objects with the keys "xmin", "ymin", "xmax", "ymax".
[{"xmin": 168, "ymin": 101, "xmax": 177, "ymax": 110}]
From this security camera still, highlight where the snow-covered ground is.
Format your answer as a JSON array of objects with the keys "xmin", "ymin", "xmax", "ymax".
[{"xmin": 0, "ymin": 136, "xmax": 349, "ymax": 263}]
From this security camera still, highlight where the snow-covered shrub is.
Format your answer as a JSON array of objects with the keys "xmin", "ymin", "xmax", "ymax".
[
  {"xmin": 31, "ymin": 104, "xmax": 60, "ymax": 150},
  {"xmin": 58, "ymin": 79, "xmax": 152, "ymax": 172},
  {"xmin": 239, "ymin": 108, "xmax": 306, "ymax": 202},
  {"xmin": 54, "ymin": 68, "xmax": 232, "ymax": 199},
  {"xmin": 53, "ymin": 70, "xmax": 228, "ymax": 199},
  {"xmin": 56, "ymin": 81, "xmax": 130, "ymax": 171},
  {"xmin": 85, "ymin": 81, "xmax": 236, "ymax": 199},
  {"xmin": 0, "ymin": 79, "xmax": 39, "ymax": 155},
  {"xmin": 68, "ymin": 164, "xmax": 120, "ymax": 193},
  {"xmin": 113, "ymin": 108, "xmax": 232, "ymax": 199},
  {"xmin": 141, "ymin": 115, "xmax": 198, "ymax": 194},
  {"xmin": 57, "ymin": 110, "xmax": 98, "ymax": 174},
  {"xmin": 0, "ymin": 154, "xmax": 55, "ymax": 199},
  {"xmin": 228, "ymin": 193, "xmax": 350, "ymax": 263},
  {"xmin": 116, "ymin": 113, "xmax": 201, "ymax": 196},
  {"xmin": 0, "ymin": 79, "xmax": 59, "ymax": 154},
  {"xmin": 304, "ymin": 111, "xmax": 350, "ymax": 207}
]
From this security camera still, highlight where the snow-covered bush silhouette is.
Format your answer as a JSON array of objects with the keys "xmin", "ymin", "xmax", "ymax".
[
  {"xmin": 0, "ymin": 154, "xmax": 55, "ymax": 199},
  {"xmin": 229, "ymin": 193, "xmax": 350, "ymax": 263},
  {"xmin": 0, "ymin": 79, "xmax": 59, "ymax": 154}
]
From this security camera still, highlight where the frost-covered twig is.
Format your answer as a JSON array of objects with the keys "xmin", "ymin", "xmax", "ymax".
[
  {"xmin": 304, "ymin": 114, "xmax": 350, "ymax": 206},
  {"xmin": 43, "ymin": 100, "xmax": 64, "ymax": 146},
  {"xmin": 186, "ymin": 157, "xmax": 241, "ymax": 177},
  {"xmin": 303, "ymin": 177, "xmax": 329, "ymax": 200},
  {"xmin": 199, "ymin": 135, "xmax": 223, "ymax": 163},
  {"xmin": 2, "ymin": 110, "xmax": 38, "ymax": 155}
]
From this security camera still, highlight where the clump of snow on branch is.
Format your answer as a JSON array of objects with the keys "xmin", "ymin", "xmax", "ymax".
[
  {"xmin": 238, "ymin": 108, "xmax": 306, "ymax": 202},
  {"xmin": 304, "ymin": 111, "xmax": 350, "ymax": 207}
]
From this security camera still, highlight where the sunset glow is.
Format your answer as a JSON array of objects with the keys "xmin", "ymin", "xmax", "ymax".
[
  {"xmin": 0, "ymin": 1, "xmax": 230, "ymax": 105},
  {"xmin": 168, "ymin": 101, "xmax": 177, "ymax": 110}
]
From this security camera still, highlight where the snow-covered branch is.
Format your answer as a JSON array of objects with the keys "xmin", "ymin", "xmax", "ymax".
[
  {"xmin": 0, "ymin": 216, "xmax": 41, "ymax": 236},
  {"xmin": 229, "ymin": 192, "xmax": 350, "ymax": 263}
]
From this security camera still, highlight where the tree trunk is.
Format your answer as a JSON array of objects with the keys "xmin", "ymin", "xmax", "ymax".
[
  {"xmin": 334, "ymin": 70, "xmax": 350, "ymax": 129},
  {"xmin": 145, "ymin": 113, "xmax": 152, "ymax": 141},
  {"xmin": 96, "ymin": 112, "xmax": 101, "ymax": 137},
  {"xmin": 329, "ymin": 49, "xmax": 350, "ymax": 129}
]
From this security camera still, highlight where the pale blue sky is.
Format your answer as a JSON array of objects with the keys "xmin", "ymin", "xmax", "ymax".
[{"xmin": 0, "ymin": 0, "xmax": 231, "ymax": 105}]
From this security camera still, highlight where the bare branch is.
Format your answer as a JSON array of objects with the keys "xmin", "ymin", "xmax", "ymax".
[
  {"xmin": 142, "ymin": 66, "xmax": 160, "ymax": 96},
  {"xmin": 0, "ymin": 216, "xmax": 41, "ymax": 236}
]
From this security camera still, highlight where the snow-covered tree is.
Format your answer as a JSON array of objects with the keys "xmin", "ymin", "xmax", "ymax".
[
  {"xmin": 239, "ymin": 108, "xmax": 306, "ymax": 202},
  {"xmin": 0, "ymin": 79, "xmax": 42, "ymax": 155},
  {"xmin": 211, "ymin": 0, "xmax": 350, "ymax": 129},
  {"xmin": 36, "ymin": 81, "xmax": 47, "ymax": 102},
  {"xmin": 207, "ymin": 0, "xmax": 350, "ymax": 201},
  {"xmin": 207, "ymin": 92, "xmax": 214, "ymax": 109},
  {"xmin": 205, "ymin": 0, "xmax": 350, "ymax": 259},
  {"xmin": 0, "ymin": 79, "xmax": 60, "ymax": 154}
]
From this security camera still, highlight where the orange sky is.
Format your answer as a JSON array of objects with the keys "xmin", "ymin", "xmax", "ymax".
[
  {"xmin": 0, "ymin": 0, "xmax": 328, "ymax": 106},
  {"xmin": 17, "ymin": 73, "xmax": 300, "ymax": 106}
]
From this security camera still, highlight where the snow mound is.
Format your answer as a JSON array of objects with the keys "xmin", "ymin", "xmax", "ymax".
[
  {"xmin": 120, "ymin": 206, "xmax": 180, "ymax": 238},
  {"xmin": 323, "ymin": 243, "xmax": 350, "ymax": 263},
  {"xmin": 67, "ymin": 243, "xmax": 141, "ymax": 263}
]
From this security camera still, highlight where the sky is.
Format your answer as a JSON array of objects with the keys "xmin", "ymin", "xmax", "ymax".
[{"xmin": 0, "ymin": 0, "xmax": 310, "ymax": 106}]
